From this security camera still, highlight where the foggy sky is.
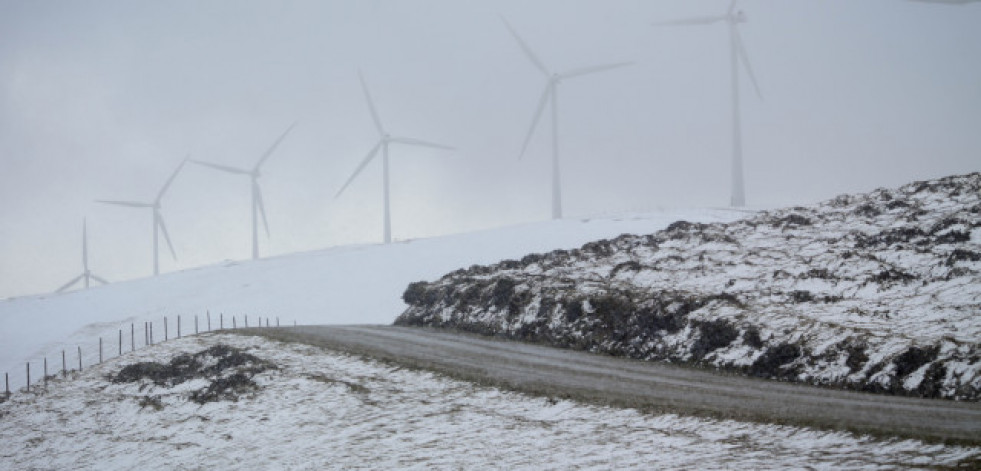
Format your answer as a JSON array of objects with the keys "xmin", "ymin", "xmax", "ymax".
[{"xmin": 1, "ymin": 0, "xmax": 979, "ymax": 299}]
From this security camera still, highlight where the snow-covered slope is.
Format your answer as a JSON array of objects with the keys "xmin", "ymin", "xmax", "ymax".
[
  {"xmin": 2, "ymin": 333, "xmax": 977, "ymax": 469},
  {"xmin": 397, "ymin": 173, "xmax": 981, "ymax": 400},
  {"xmin": 0, "ymin": 208, "xmax": 745, "ymax": 392}
]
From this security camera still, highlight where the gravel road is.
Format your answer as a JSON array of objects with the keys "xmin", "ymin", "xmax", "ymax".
[{"xmin": 255, "ymin": 325, "xmax": 981, "ymax": 445}]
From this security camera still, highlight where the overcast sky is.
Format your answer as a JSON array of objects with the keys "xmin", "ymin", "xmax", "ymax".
[{"xmin": 1, "ymin": 0, "xmax": 979, "ymax": 299}]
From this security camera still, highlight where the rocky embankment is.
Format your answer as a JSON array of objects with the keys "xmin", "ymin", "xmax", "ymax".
[{"xmin": 396, "ymin": 173, "xmax": 981, "ymax": 400}]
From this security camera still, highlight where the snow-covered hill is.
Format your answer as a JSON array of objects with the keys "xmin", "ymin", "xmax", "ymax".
[
  {"xmin": 397, "ymin": 173, "xmax": 981, "ymax": 400},
  {"xmin": 2, "ymin": 333, "xmax": 977, "ymax": 469},
  {"xmin": 0, "ymin": 208, "xmax": 745, "ymax": 392}
]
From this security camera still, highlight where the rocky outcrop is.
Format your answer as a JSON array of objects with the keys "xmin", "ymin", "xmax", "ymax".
[{"xmin": 396, "ymin": 173, "xmax": 981, "ymax": 400}]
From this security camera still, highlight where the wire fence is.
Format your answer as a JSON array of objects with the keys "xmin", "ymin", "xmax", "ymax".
[{"xmin": 2, "ymin": 312, "xmax": 296, "ymax": 401}]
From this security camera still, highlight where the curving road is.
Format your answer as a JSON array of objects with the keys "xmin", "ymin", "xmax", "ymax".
[{"xmin": 254, "ymin": 325, "xmax": 981, "ymax": 445}]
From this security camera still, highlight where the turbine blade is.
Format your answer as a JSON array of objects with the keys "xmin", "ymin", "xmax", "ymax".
[
  {"xmin": 255, "ymin": 122, "xmax": 297, "ymax": 171},
  {"xmin": 652, "ymin": 15, "xmax": 728, "ymax": 26},
  {"xmin": 56, "ymin": 275, "xmax": 84, "ymax": 293},
  {"xmin": 90, "ymin": 274, "xmax": 110, "ymax": 285},
  {"xmin": 388, "ymin": 136, "xmax": 454, "ymax": 150},
  {"xmin": 254, "ymin": 180, "xmax": 270, "ymax": 237},
  {"xmin": 335, "ymin": 141, "xmax": 382, "ymax": 198},
  {"xmin": 156, "ymin": 157, "xmax": 187, "ymax": 203},
  {"xmin": 190, "ymin": 160, "xmax": 251, "ymax": 175},
  {"xmin": 156, "ymin": 211, "xmax": 177, "ymax": 261},
  {"xmin": 95, "ymin": 200, "xmax": 154, "ymax": 208},
  {"xmin": 734, "ymin": 28, "xmax": 763, "ymax": 100},
  {"xmin": 501, "ymin": 16, "xmax": 550, "ymax": 77},
  {"xmin": 82, "ymin": 219, "xmax": 88, "ymax": 269},
  {"xmin": 358, "ymin": 71, "xmax": 385, "ymax": 135},
  {"xmin": 560, "ymin": 61, "xmax": 634, "ymax": 80},
  {"xmin": 519, "ymin": 84, "xmax": 552, "ymax": 160}
]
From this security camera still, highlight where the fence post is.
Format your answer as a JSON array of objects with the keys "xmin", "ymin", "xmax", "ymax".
[
  {"xmin": 119, "ymin": 329, "xmax": 123, "ymax": 356},
  {"xmin": 4, "ymin": 372, "xmax": 8, "ymax": 398},
  {"xmin": 150, "ymin": 322, "xmax": 154, "ymax": 345},
  {"xmin": 178, "ymin": 315, "xmax": 182, "ymax": 339},
  {"xmin": 78, "ymin": 346, "xmax": 82, "ymax": 371},
  {"xmin": 277, "ymin": 317, "xmax": 280, "ymax": 327},
  {"xmin": 132, "ymin": 323, "xmax": 135, "ymax": 352},
  {"xmin": 245, "ymin": 314, "xmax": 248, "ymax": 328},
  {"xmin": 62, "ymin": 350, "xmax": 66, "ymax": 377},
  {"xmin": 164, "ymin": 316, "xmax": 168, "ymax": 341},
  {"xmin": 220, "ymin": 313, "xmax": 223, "ymax": 330},
  {"xmin": 44, "ymin": 358, "xmax": 48, "ymax": 388},
  {"xmin": 195, "ymin": 315, "xmax": 199, "ymax": 335},
  {"xmin": 233, "ymin": 316, "xmax": 237, "ymax": 329},
  {"xmin": 99, "ymin": 337, "xmax": 103, "ymax": 364},
  {"xmin": 207, "ymin": 311, "xmax": 211, "ymax": 331},
  {"xmin": 25, "ymin": 363, "xmax": 29, "ymax": 393}
]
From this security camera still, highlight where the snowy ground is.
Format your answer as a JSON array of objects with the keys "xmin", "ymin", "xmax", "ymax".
[
  {"xmin": 2, "ymin": 332, "xmax": 977, "ymax": 470},
  {"xmin": 398, "ymin": 173, "xmax": 981, "ymax": 398},
  {"xmin": 0, "ymin": 208, "xmax": 747, "ymax": 392}
]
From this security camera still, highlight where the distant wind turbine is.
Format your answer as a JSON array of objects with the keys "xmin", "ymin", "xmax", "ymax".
[
  {"xmin": 97, "ymin": 158, "xmax": 187, "ymax": 276},
  {"xmin": 56, "ymin": 219, "xmax": 109, "ymax": 293},
  {"xmin": 654, "ymin": 0, "xmax": 763, "ymax": 207},
  {"xmin": 191, "ymin": 123, "xmax": 296, "ymax": 260},
  {"xmin": 335, "ymin": 72, "xmax": 454, "ymax": 244},
  {"xmin": 502, "ymin": 17, "xmax": 632, "ymax": 220}
]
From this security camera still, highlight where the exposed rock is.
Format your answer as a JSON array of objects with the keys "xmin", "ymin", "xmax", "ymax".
[{"xmin": 395, "ymin": 173, "xmax": 981, "ymax": 400}]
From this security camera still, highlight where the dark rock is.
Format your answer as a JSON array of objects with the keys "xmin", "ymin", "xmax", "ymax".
[{"xmin": 749, "ymin": 343, "xmax": 801, "ymax": 379}]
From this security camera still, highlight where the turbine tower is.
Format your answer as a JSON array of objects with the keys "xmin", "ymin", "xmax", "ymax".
[
  {"xmin": 56, "ymin": 219, "xmax": 109, "ymax": 293},
  {"xmin": 97, "ymin": 158, "xmax": 186, "ymax": 276},
  {"xmin": 335, "ymin": 72, "xmax": 454, "ymax": 244},
  {"xmin": 502, "ymin": 17, "xmax": 632, "ymax": 220},
  {"xmin": 191, "ymin": 123, "xmax": 295, "ymax": 260},
  {"xmin": 654, "ymin": 0, "xmax": 763, "ymax": 207}
]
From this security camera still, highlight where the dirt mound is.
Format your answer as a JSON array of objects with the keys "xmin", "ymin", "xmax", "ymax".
[{"xmin": 113, "ymin": 344, "xmax": 276, "ymax": 405}]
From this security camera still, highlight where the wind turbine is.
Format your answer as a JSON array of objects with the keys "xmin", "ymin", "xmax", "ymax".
[
  {"xmin": 335, "ymin": 72, "xmax": 454, "ymax": 244},
  {"xmin": 191, "ymin": 123, "xmax": 296, "ymax": 260},
  {"xmin": 56, "ymin": 219, "xmax": 109, "ymax": 293},
  {"xmin": 654, "ymin": 0, "xmax": 762, "ymax": 207},
  {"xmin": 502, "ymin": 17, "xmax": 632, "ymax": 220},
  {"xmin": 97, "ymin": 158, "xmax": 186, "ymax": 276}
]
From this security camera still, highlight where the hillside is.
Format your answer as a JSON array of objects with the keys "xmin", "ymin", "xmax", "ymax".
[
  {"xmin": 396, "ymin": 173, "xmax": 981, "ymax": 400},
  {"xmin": 0, "ymin": 208, "xmax": 745, "ymax": 392},
  {"xmin": 4, "ymin": 333, "xmax": 976, "ymax": 469}
]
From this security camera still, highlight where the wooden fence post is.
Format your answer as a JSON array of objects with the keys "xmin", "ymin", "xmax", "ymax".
[
  {"xmin": 220, "ymin": 313, "xmax": 223, "ymax": 330},
  {"xmin": 25, "ymin": 363, "xmax": 29, "ymax": 393},
  {"xmin": 245, "ymin": 314, "xmax": 248, "ymax": 328},
  {"xmin": 99, "ymin": 337, "xmax": 103, "ymax": 364},
  {"xmin": 164, "ymin": 316, "xmax": 168, "ymax": 341},
  {"xmin": 177, "ymin": 315, "xmax": 181, "ymax": 339},
  {"xmin": 207, "ymin": 311, "xmax": 211, "ymax": 331},
  {"xmin": 4, "ymin": 372, "xmax": 8, "ymax": 397},
  {"xmin": 233, "ymin": 316, "xmax": 237, "ymax": 329},
  {"xmin": 144, "ymin": 322, "xmax": 149, "ymax": 346},
  {"xmin": 62, "ymin": 350, "xmax": 66, "ymax": 377},
  {"xmin": 150, "ymin": 322, "xmax": 154, "ymax": 345},
  {"xmin": 277, "ymin": 317, "xmax": 280, "ymax": 327},
  {"xmin": 78, "ymin": 346, "xmax": 82, "ymax": 371},
  {"xmin": 132, "ymin": 323, "xmax": 135, "ymax": 352},
  {"xmin": 195, "ymin": 315, "xmax": 199, "ymax": 335},
  {"xmin": 43, "ymin": 358, "xmax": 47, "ymax": 388},
  {"xmin": 119, "ymin": 329, "xmax": 123, "ymax": 356}
]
